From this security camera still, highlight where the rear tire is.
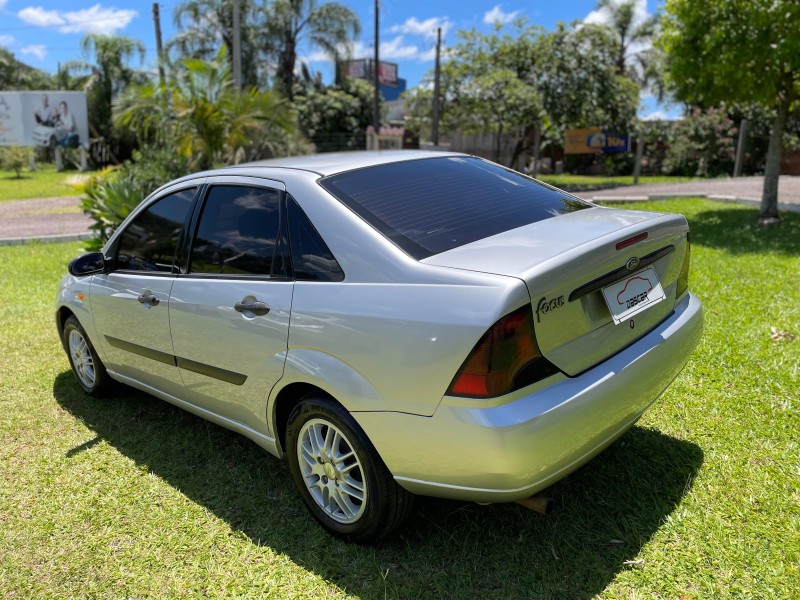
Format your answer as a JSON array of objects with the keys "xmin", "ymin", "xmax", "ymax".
[
  {"xmin": 285, "ymin": 395, "xmax": 414, "ymax": 543},
  {"xmin": 62, "ymin": 315, "xmax": 112, "ymax": 396}
]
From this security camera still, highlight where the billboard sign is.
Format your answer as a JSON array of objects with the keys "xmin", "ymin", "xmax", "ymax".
[
  {"xmin": 0, "ymin": 91, "xmax": 89, "ymax": 149},
  {"xmin": 565, "ymin": 128, "xmax": 630, "ymax": 154},
  {"xmin": 345, "ymin": 59, "xmax": 399, "ymax": 86}
]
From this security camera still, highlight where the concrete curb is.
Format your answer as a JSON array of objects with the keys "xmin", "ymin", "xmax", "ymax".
[
  {"xmin": 0, "ymin": 232, "xmax": 93, "ymax": 247},
  {"xmin": 591, "ymin": 193, "xmax": 800, "ymax": 213}
]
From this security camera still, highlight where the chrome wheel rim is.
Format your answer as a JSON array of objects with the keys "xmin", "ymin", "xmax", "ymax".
[
  {"xmin": 297, "ymin": 418, "xmax": 367, "ymax": 524},
  {"xmin": 68, "ymin": 329, "xmax": 95, "ymax": 389}
]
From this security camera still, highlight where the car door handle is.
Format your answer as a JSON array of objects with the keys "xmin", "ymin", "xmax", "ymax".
[
  {"xmin": 234, "ymin": 300, "xmax": 270, "ymax": 316},
  {"xmin": 137, "ymin": 292, "xmax": 160, "ymax": 306}
]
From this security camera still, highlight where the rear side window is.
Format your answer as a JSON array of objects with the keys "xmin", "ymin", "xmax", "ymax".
[
  {"xmin": 190, "ymin": 185, "xmax": 281, "ymax": 276},
  {"xmin": 288, "ymin": 196, "xmax": 344, "ymax": 282},
  {"xmin": 115, "ymin": 187, "xmax": 196, "ymax": 272},
  {"xmin": 320, "ymin": 156, "xmax": 590, "ymax": 259}
]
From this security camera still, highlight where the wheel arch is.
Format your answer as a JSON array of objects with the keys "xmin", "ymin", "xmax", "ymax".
[
  {"xmin": 271, "ymin": 382, "xmax": 349, "ymax": 455},
  {"xmin": 55, "ymin": 305, "xmax": 76, "ymax": 349}
]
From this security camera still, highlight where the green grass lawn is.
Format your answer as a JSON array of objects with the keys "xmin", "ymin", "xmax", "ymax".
[
  {"xmin": 0, "ymin": 164, "xmax": 97, "ymax": 201},
  {"xmin": 538, "ymin": 174, "xmax": 699, "ymax": 188},
  {"xmin": 0, "ymin": 200, "xmax": 797, "ymax": 598}
]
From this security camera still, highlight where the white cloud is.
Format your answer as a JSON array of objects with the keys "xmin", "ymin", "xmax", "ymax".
[
  {"xmin": 0, "ymin": 34, "xmax": 15, "ymax": 47},
  {"xmin": 18, "ymin": 4, "xmax": 137, "ymax": 35},
  {"xmin": 303, "ymin": 31, "xmax": 440, "ymax": 65},
  {"xmin": 483, "ymin": 5, "xmax": 520, "ymax": 25},
  {"xmin": 389, "ymin": 17, "xmax": 452, "ymax": 40},
  {"xmin": 61, "ymin": 5, "xmax": 138, "ymax": 35},
  {"xmin": 18, "ymin": 6, "xmax": 64, "ymax": 27},
  {"xmin": 21, "ymin": 44, "xmax": 47, "ymax": 60},
  {"xmin": 0, "ymin": 0, "xmax": 8, "ymax": 9},
  {"xmin": 640, "ymin": 110, "xmax": 680, "ymax": 121},
  {"xmin": 584, "ymin": 0, "xmax": 648, "ymax": 26}
]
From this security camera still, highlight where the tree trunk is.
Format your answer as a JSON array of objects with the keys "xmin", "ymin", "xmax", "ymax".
[{"xmin": 760, "ymin": 92, "xmax": 791, "ymax": 222}]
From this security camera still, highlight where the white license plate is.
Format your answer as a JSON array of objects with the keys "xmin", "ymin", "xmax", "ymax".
[{"xmin": 601, "ymin": 266, "xmax": 666, "ymax": 324}]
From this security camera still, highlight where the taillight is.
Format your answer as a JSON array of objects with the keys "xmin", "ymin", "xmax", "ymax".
[
  {"xmin": 447, "ymin": 306, "xmax": 559, "ymax": 398},
  {"xmin": 676, "ymin": 238, "xmax": 691, "ymax": 297}
]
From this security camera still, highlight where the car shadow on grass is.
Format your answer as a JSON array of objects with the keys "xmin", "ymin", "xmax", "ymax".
[
  {"xmin": 687, "ymin": 206, "xmax": 800, "ymax": 256},
  {"xmin": 54, "ymin": 371, "xmax": 703, "ymax": 599}
]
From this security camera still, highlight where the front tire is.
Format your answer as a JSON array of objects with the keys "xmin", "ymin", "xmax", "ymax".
[
  {"xmin": 285, "ymin": 395, "xmax": 414, "ymax": 543},
  {"xmin": 62, "ymin": 315, "xmax": 111, "ymax": 396}
]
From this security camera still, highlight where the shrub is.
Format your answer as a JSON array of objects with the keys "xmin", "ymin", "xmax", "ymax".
[
  {"xmin": 74, "ymin": 146, "xmax": 190, "ymax": 249},
  {"xmin": 0, "ymin": 146, "xmax": 34, "ymax": 178}
]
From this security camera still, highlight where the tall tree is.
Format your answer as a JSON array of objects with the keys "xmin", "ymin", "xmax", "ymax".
[
  {"xmin": 659, "ymin": 0, "xmax": 800, "ymax": 223},
  {"xmin": 266, "ymin": 0, "xmax": 360, "ymax": 96},
  {"xmin": 169, "ymin": 0, "xmax": 265, "ymax": 89},
  {"xmin": 594, "ymin": 0, "xmax": 659, "ymax": 82},
  {"xmin": 65, "ymin": 34, "xmax": 145, "ymax": 141},
  {"xmin": 114, "ymin": 48, "xmax": 295, "ymax": 170}
]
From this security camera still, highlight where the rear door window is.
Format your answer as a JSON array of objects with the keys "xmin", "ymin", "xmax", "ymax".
[
  {"xmin": 189, "ymin": 185, "xmax": 281, "ymax": 276},
  {"xmin": 320, "ymin": 156, "xmax": 590, "ymax": 259}
]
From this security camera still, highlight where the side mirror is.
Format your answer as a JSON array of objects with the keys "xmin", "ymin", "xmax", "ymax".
[{"xmin": 68, "ymin": 252, "xmax": 109, "ymax": 277}]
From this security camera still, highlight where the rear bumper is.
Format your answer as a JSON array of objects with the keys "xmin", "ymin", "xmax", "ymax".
[{"xmin": 353, "ymin": 292, "xmax": 703, "ymax": 502}]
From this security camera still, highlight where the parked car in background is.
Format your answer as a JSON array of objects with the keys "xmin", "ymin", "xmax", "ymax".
[{"xmin": 56, "ymin": 151, "xmax": 703, "ymax": 542}]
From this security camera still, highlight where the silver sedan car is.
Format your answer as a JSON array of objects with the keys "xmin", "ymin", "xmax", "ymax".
[{"xmin": 56, "ymin": 151, "xmax": 703, "ymax": 542}]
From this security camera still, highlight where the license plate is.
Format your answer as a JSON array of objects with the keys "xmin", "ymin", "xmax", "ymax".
[{"xmin": 601, "ymin": 266, "xmax": 666, "ymax": 324}]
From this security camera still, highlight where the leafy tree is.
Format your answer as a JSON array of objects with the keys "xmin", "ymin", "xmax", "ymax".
[
  {"xmin": 659, "ymin": 0, "xmax": 800, "ymax": 223},
  {"xmin": 0, "ymin": 48, "xmax": 54, "ymax": 90},
  {"xmin": 407, "ymin": 27, "xmax": 543, "ymax": 164},
  {"xmin": 266, "ymin": 0, "xmax": 360, "ymax": 96},
  {"xmin": 169, "ymin": 0, "xmax": 265, "ymax": 89},
  {"xmin": 293, "ymin": 78, "xmax": 375, "ymax": 151},
  {"xmin": 530, "ymin": 23, "xmax": 639, "ymax": 139},
  {"xmin": 114, "ymin": 47, "xmax": 296, "ymax": 170},
  {"xmin": 64, "ymin": 34, "xmax": 146, "ymax": 142}
]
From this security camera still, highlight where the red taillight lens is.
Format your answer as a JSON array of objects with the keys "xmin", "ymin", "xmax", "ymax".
[
  {"xmin": 676, "ymin": 238, "xmax": 691, "ymax": 297},
  {"xmin": 447, "ymin": 306, "xmax": 559, "ymax": 398}
]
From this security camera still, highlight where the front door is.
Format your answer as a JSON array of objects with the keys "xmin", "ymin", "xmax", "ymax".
[
  {"xmin": 168, "ymin": 178, "xmax": 293, "ymax": 434},
  {"xmin": 91, "ymin": 185, "xmax": 198, "ymax": 399}
]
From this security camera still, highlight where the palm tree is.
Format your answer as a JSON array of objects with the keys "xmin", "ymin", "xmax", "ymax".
[
  {"xmin": 267, "ymin": 0, "xmax": 360, "ymax": 95},
  {"xmin": 65, "ymin": 34, "xmax": 145, "ymax": 140},
  {"xmin": 594, "ymin": 0, "xmax": 659, "ymax": 83},
  {"xmin": 168, "ymin": 0, "xmax": 265, "ymax": 89},
  {"xmin": 114, "ymin": 47, "xmax": 295, "ymax": 171}
]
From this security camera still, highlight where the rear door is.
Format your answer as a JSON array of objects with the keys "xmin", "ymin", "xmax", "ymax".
[
  {"xmin": 90, "ymin": 184, "xmax": 198, "ymax": 398},
  {"xmin": 168, "ymin": 177, "xmax": 293, "ymax": 431}
]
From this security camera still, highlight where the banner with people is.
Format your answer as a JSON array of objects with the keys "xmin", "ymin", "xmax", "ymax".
[{"xmin": 0, "ymin": 91, "xmax": 89, "ymax": 149}]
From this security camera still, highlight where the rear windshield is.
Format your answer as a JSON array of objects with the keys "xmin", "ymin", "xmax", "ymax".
[{"xmin": 319, "ymin": 156, "xmax": 591, "ymax": 259}]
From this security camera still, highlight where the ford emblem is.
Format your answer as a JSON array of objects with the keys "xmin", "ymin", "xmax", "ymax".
[{"xmin": 626, "ymin": 257, "xmax": 640, "ymax": 271}]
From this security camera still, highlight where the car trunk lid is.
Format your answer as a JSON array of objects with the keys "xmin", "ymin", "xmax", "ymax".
[{"xmin": 423, "ymin": 207, "xmax": 690, "ymax": 376}]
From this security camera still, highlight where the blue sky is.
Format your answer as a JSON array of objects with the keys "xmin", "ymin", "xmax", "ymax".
[{"xmin": 0, "ymin": 0, "xmax": 678, "ymax": 119}]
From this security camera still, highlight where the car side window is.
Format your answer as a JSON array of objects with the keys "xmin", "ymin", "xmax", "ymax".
[
  {"xmin": 190, "ymin": 185, "xmax": 280, "ymax": 276},
  {"xmin": 115, "ymin": 188, "xmax": 196, "ymax": 273},
  {"xmin": 288, "ymin": 196, "xmax": 344, "ymax": 282}
]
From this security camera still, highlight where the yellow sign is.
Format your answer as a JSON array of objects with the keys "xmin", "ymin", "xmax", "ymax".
[{"xmin": 565, "ymin": 128, "xmax": 630, "ymax": 155}]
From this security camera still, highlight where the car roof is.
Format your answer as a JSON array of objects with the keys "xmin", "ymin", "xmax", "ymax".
[{"xmin": 207, "ymin": 150, "xmax": 470, "ymax": 178}]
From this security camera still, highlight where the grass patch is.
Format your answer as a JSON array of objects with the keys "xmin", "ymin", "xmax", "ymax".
[
  {"xmin": 0, "ymin": 200, "xmax": 798, "ymax": 598},
  {"xmin": 538, "ymin": 174, "xmax": 699, "ymax": 190},
  {"xmin": 0, "ymin": 164, "xmax": 98, "ymax": 202}
]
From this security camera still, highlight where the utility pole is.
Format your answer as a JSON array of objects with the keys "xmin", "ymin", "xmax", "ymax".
[
  {"xmin": 734, "ymin": 119, "xmax": 748, "ymax": 177},
  {"xmin": 232, "ymin": 0, "xmax": 242, "ymax": 94},
  {"xmin": 373, "ymin": 0, "xmax": 380, "ymax": 132},
  {"xmin": 633, "ymin": 131, "xmax": 645, "ymax": 184},
  {"xmin": 152, "ymin": 3, "xmax": 165, "ymax": 86},
  {"xmin": 432, "ymin": 27, "xmax": 442, "ymax": 146}
]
